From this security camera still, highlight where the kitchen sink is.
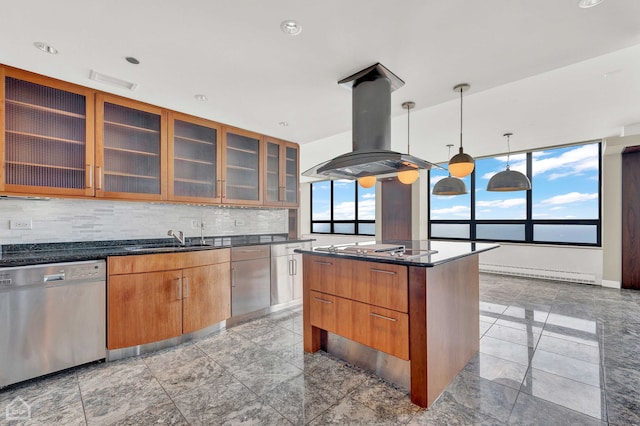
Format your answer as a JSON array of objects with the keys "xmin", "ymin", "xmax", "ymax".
[{"xmin": 124, "ymin": 244, "xmax": 214, "ymax": 253}]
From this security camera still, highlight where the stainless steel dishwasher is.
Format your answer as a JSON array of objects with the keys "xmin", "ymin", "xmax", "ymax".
[
  {"xmin": 271, "ymin": 241, "xmax": 311, "ymax": 305},
  {"xmin": 231, "ymin": 245, "xmax": 271, "ymax": 317},
  {"xmin": 0, "ymin": 260, "xmax": 106, "ymax": 388}
]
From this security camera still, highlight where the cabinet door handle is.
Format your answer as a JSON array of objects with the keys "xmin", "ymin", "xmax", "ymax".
[
  {"xmin": 293, "ymin": 258, "xmax": 298, "ymax": 276},
  {"xmin": 370, "ymin": 268, "xmax": 397, "ymax": 275},
  {"xmin": 313, "ymin": 260, "xmax": 333, "ymax": 265},
  {"xmin": 370, "ymin": 312, "xmax": 397, "ymax": 322},
  {"xmin": 176, "ymin": 277, "xmax": 182, "ymax": 300},
  {"xmin": 215, "ymin": 179, "xmax": 221, "ymax": 198},
  {"xmin": 222, "ymin": 180, "xmax": 227, "ymax": 198},
  {"xmin": 86, "ymin": 164, "xmax": 93, "ymax": 189},
  {"xmin": 288, "ymin": 259, "xmax": 293, "ymax": 276},
  {"xmin": 313, "ymin": 297, "xmax": 333, "ymax": 304},
  {"xmin": 231, "ymin": 268, "xmax": 236, "ymax": 288},
  {"xmin": 184, "ymin": 277, "xmax": 189, "ymax": 298},
  {"xmin": 96, "ymin": 166, "xmax": 103, "ymax": 190},
  {"xmin": 279, "ymin": 186, "xmax": 285, "ymax": 201}
]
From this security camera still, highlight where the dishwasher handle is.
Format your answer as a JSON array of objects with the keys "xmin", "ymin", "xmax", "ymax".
[{"xmin": 44, "ymin": 272, "xmax": 65, "ymax": 282}]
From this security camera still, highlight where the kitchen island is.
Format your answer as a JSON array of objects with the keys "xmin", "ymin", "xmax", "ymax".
[{"xmin": 297, "ymin": 240, "xmax": 498, "ymax": 408}]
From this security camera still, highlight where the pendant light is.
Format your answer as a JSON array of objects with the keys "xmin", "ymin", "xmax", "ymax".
[
  {"xmin": 433, "ymin": 144, "xmax": 468, "ymax": 195},
  {"xmin": 358, "ymin": 175, "xmax": 376, "ymax": 188},
  {"xmin": 448, "ymin": 83, "xmax": 475, "ymax": 178},
  {"xmin": 486, "ymin": 133, "xmax": 532, "ymax": 191},
  {"xmin": 397, "ymin": 101, "xmax": 419, "ymax": 185}
]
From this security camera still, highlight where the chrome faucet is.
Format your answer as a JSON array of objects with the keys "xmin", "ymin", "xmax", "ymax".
[
  {"xmin": 200, "ymin": 222, "xmax": 206, "ymax": 245},
  {"xmin": 167, "ymin": 230, "xmax": 185, "ymax": 246}
]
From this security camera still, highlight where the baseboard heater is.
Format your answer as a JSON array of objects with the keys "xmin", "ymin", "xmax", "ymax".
[{"xmin": 479, "ymin": 263, "xmax": 597, "ymax": 285}]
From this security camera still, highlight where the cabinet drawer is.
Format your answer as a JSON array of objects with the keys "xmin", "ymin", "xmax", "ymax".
[
  {"xmin": 309, "ymin": 290, "xmax": 337, "ymax": 333},
  {"xmin": 337, "ymin": 297, "xmax": 409, "ymax": 361},
  {"xmin": 108, "ymin": 248, "xmax": 230, "ymax": 275},
  {"xmin": 352, "ymin": 261, "xmax": 408, "ymax": 312},
  {"xmin": 367, "ymin": 305, "xmax": 409, "ymax": 360}
]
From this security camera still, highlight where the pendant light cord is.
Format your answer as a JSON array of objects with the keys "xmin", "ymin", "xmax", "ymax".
[
  {"xmin": 407, "ymin": 104, "xmax": 411, "ymax": 155},
  {"xmin": 505, "ymin": 133, "xmax": 512, "ymax": 170},
  {"xmin": 459, "ymin": 86, "xmax": 463, "ymax": 150}
]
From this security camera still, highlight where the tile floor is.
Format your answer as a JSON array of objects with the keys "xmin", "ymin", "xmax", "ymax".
[{"xmin": 1, "ymin": 273, "xmax": 640, "ymax": 425}]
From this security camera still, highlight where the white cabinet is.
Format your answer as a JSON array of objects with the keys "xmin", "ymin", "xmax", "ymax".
[{"xmin": 270, "ymin": 241, "xmax": 311, "ymax": 305}]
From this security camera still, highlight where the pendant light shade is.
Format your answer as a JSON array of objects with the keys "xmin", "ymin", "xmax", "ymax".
[
  {"xmin": 398, "ymin": 169, "xmax": 419, "ymax": 184},
  {"xmin": 397, "ymin": 101, "xmax": 419, "ymax": 185},
  {"xmin": 433, "ymin": 144, "xmax": 468, "ymax": 195},
  {"xmin": 448, "ymin": 84, "xmax": 474, "ymax": 178},
  {"xmin": 486, "ymin": 133, "xmax": 531, "ymax": 192},
  {"xmin": 358, "ymin": 175, "xmax": 376, "ymax": 188}
]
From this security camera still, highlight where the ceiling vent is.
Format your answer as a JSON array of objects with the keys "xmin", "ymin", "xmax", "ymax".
[{"xmin": 89, "ymin": 70, "xmax": 138, "ymax": 91}]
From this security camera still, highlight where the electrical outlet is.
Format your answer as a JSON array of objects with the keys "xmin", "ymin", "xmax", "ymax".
[
  {"xmin": 10, "ymin": 219, "xmax": 32, "ymax": 230},
  {"xmin": 190, "ymin": 219, "xmax": 202, "ymax": 229}
]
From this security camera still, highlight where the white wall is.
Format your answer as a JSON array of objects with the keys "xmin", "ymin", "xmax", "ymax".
[{"xmin": 1, "ymin": 198, "xmax": 288, "ymax": 244}]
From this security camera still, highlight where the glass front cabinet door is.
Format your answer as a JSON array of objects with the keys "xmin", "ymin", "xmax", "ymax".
[
  {"xmin": 95, "ymin": 94, "xmax": 167, "ymax": 200},
  {"xmin": 168, "ymin": 112, "xmax": 222, "ymax": 203},
  {"xmin": 1, "ymin": 68, "xmax": 96, "ymax": 196},
  {"xmin": 221, "ymin": 127, "xmax": 263, "ymax": 205},
  {"xmin": 264, "ymin": 137, "xmax": 299, "ymax": 207}
]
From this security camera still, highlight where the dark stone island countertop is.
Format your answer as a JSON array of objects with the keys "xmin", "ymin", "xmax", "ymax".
[
  {"xmin": 0, "ymin": 234, "xmax": 313, "ymax": 267},
  {"xmin": 295, "ymin": 239, "xmax": 498, "ymax": 267}
]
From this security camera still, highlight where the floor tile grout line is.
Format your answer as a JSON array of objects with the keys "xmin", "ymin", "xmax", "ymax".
[
  {"xmin": 75, "ymin": 369, "xmax": 90, "ymax": 426},
  {"xmin": 140, "ymin": 355, "xmax": 191, "ymax": 426}
]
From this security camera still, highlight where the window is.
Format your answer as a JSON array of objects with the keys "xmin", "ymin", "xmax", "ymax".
[
  {"xmin": 310, "ymin": 180, "xmax": 375, "ymax": 235},
  {"xmin": 428, "ymin": 142, "xmax": 601, "ymax": 246}
]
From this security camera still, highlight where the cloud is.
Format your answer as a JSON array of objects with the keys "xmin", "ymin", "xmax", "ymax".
[
  {"xmin": 357, "ymin": 199, "xmax": 376, "ymax": 220},
  {"xmin": 333, "ymin": 201, "xmax": 355, "ymax": 219},
  {"xmin": 361, "ymin": 193, "xmax": 375, "ymax": 199},
  {"xmin": 430, "ymin": 175, "xmax": 447, "ymax": 186},
  {"xmin": 481, "ymin": 156, "xmax": 526, "ymax": 180},
  {"xmin": 540, "ymin": 192, "xmax": 598, "ymax": 205},
  {"xmin": 430, "ymin": 205, "xmax": 470, "ymax": 218},
  {"xmin": 549, "ymin": 206, "xmax": 565, "ymax": 211},
  {"xmin": 476, "ymin": 198, "xmax": 526, "ymax": 209},
  {"xmin": 532, "ymin": 144, "xmax": 598, "ymax": 180}
]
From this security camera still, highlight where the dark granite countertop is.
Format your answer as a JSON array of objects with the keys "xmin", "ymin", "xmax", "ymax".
[
  {"xmin": 0, "ymin": 234, "xmax": 313, "ymax": 267},
  {"xmin": 295, "ymin": 240, "xmax": 498, "ymax": 267}
]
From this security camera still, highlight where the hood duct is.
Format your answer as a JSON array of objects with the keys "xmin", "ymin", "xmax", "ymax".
[{"xmin": 303, "ymin": 63, "xmax": 441, "ymax": 180}]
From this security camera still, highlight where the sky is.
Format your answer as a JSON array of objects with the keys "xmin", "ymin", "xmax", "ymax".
[
  {"xmin": 310, "ymin": 142, "xmax": 599, "ymax": 241},
  {"xmin": 430, "ymin": 143, "xmax": 600, "ymax": 221},
  {"xmin": 311, "ymin": 179, "xmax": 375, "ymax": 221}
]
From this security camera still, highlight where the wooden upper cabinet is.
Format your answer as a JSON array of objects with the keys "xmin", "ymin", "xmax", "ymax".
[
  {"xmin": 95, "ymin": 94, "xmax": 167, "ymax": 200},
  {"xmin": 221, "ymin": 126, "xmax": 263, "ymax": 205},
  {"xmin": 0, "ymin": 67, "xmax": 95, "ymax": 196},
  {"xmin": 168, "ymin": 112, "xmax": 222, "ymax": 203},
  {"xmin": 264, "ymin": 137, "xmax": 299, "ymax": 207}
]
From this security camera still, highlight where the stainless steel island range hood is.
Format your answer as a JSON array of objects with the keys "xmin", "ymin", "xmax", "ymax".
[{"xmin": 303, "ymin": 63, "xmax": 441, "ymax": 180}]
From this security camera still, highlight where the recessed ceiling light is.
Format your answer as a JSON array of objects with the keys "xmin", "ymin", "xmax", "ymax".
[
  {"xmin": 125, "ymin": 56, "xmax": 140, "ymax": 65},
  {"xmin": 33, "ymin": 42, "xmax": 58, "ymax": 54},
  {"xmin": 279, "ymin": 121, "xmax": 289, "ymax": 127},
  {"xmin": 578, "ymin": 0, "xmax": 604, "ymax": 8},
  {"xmin": 280, "ymin": 20, "xmax": 302, "ymax": 36},
  {"xmin": 194, "ymin": 94, "xmax": 208, "ymax": 101}
]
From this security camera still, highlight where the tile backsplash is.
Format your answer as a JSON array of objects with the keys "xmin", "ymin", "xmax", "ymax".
[{"xmin": 0, "ymin": 198, "xmax": 288, "ymax": 244}]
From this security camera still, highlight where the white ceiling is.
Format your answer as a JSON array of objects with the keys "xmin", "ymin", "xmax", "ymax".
[{"xmin": 1, "ymin": 0, "xmax": 639, "ymax": 163}]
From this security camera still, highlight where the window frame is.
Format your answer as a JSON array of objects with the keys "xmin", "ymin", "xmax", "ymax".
[
  {"xmin": 310, "ymin": 180, "xmax": 376, "ymax": 236},
  {"xmin": 428, "ymin": 141, "xmax": 602, "ymax": 247}
]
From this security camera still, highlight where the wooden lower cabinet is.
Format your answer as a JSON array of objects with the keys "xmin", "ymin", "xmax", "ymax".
[
  {"xmin": 108, "ymin": 270, "xmax": 183, "ymax": 349},
  {"xmin": 107, "ymin": 249, "xmax": 230, "ymax": 350},
  {"xmin": 309, "ymin": 291, "xmax": 337, "ymax": 333},
  {"xmin": 309, "ymin": 290, "xmax": 409, "ymax": 361},
  {"xmin": 182, "ymin": 263, "xmax": 231, "ymax": 334}
]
